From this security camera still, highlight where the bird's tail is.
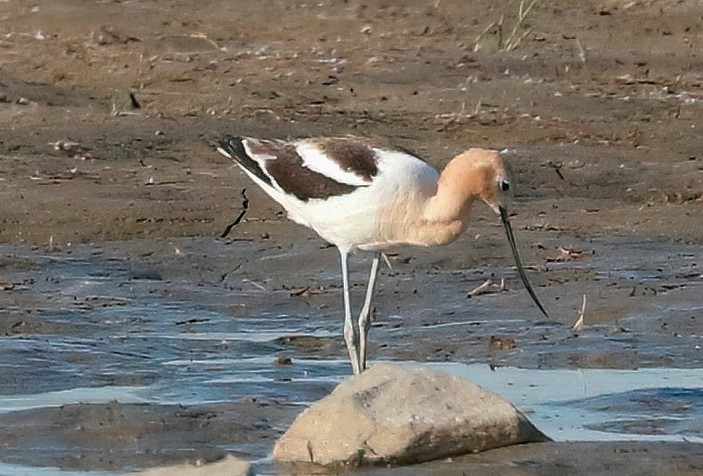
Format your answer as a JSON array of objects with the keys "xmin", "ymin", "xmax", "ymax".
[
  {"xmin": 217, "ymin": 135, "xmax": 247, "ymax": 162},
  {"xmin": 216, "ymin": 135, "xmax": 273, "ymax": 186}
]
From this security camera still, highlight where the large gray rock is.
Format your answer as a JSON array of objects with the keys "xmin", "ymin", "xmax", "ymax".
[{"xmin": 273, "ymin": 364, "xmax": 549, "ymax": 467}]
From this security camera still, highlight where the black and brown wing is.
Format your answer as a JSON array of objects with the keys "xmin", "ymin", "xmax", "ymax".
[{"xmin": 217, "ymin": 135, "xmax": 383, "ymax": 201}]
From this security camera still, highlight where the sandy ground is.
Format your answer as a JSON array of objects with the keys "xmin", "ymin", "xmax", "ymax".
[{"xmin": 0, "ymin": 0, "xmax": 702, "ymax": 474}]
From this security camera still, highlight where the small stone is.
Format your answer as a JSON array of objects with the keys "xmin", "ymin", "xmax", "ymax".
[
  {"xmin": 490, "ymin": 335, "xmax": 518, "ymax": 350},
  {"xmin": 132, "ymin": 454, "xmax": 250, "ymax": 476}
]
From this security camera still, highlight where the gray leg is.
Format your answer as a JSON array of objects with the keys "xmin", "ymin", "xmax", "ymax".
[
  {"xmin": 358, "ymin": 253, "xmax": 381, "ymax": 372},
  {"xmin": 339, "ymin": 249, "xmax": 361, "ymax": 375}
]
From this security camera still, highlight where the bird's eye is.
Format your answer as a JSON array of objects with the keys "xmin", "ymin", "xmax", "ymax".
[{"xmin": 500, "ymin": 180, "xmax": 510, "ymax": 192}]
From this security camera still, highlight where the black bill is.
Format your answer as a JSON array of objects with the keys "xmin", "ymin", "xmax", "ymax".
[{"xmin": 500, "ymin": 206, "xmax": 550, "ymax": 318}]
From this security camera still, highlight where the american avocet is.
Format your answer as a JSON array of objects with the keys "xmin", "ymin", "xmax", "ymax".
[{"xmin": 217, "ymin": 136, "xmax": 548, "ymax": 375}]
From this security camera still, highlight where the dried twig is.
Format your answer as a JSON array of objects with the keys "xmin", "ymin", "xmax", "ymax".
[
  {"xmin": 242, "ymin": 279, "xmax": 266, "ymax": 291},
  {"xmin": 290, "ymin": 286, "xmax": 309, "ymax": 297},
  {"xmin": 547, "ymin": 246, "xmax": 585, "ymax": 262},
  {"xmin": 220, "ymin": 188, "xmax": 249, "ymax": 238},
  {"xmin": 546, "ymin": 160, "xmax": 565, "ymax": 180},
  {"xmin": 575, "ymin": 38, "xmax": 587, "ymax": 63},
  {"xmin": 467, "ymin": 276, "xmax": 506, "ymax": 298},
  {"xmin": 129, "ymin": 91, "xmax": 141, "ymax": 109},
  {"xmin": 572, "ymin": 294, "xmax": 587, "ymax": 333},
  {"xmin": 381, "ymin": 252, "xmax": 393, "ymax": 270}
]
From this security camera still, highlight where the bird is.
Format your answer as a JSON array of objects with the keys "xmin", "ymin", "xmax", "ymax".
[{"xmin": 216, "ymin": 135, "xmax": 549, "ymax": 375}]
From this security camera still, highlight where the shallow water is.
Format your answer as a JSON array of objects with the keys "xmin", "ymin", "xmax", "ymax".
[
  {"xmin": 0, "ymin": 237, "xmax": 701, "ymax": 474},
  {"xmin": 433, "ymin": 363, "xmax": 703, "ymax": 443}
]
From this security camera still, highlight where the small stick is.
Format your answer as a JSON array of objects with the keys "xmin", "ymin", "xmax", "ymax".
[
  {"xmin": 572, "ymin": 294, "xmax": 587, "ymax": 333},
  {"xmin": 575, "ymin": 38, "xmax": 587, "ymax": 63},
  {"xmin": 242, "ymin": 279, "xmax": 266, "ymax": 291},
  {"xmin": 129, "ymin": 92, "xmax": 141, "ymax": 109},
  {"xmin": 220, "ymin": 189, "xmax": 249, "ymax": 238},
  {"xmin": 497, "ymin": 14, "xmax": 504, "ymax": 49},
  {"xmin": 549, "ymin": 160, "xmax": 565, "ymax": 180},
  {"xmin": 467, "ymin": 276, "xmax": 506, "ymax": 298},
  {"xmin": 381, "ymin": 252, "xmax": 393, "ymax": 270}
]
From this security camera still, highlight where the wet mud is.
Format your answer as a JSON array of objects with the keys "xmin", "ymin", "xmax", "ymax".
[{"xmin": 0, "ymin": 0, "xmax": 701, "ymax": 474}]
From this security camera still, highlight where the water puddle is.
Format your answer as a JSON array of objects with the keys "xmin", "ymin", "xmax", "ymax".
[
  {"xmin": 0, "ymin": 386, "xmax": 149, "ymax": 414},
  {"xmin": 0, "ymin": 237, "xmax": 701, "ymax": 474},
  {"xmin": 426, "ymin": 363, "xmax": 703, "ymax": 443}
]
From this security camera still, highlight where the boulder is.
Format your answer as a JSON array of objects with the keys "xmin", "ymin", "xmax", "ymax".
[
  {"xmin": 273, "ymin": 364, "xmax": 549, "ymax": 467},
  {"xmin": 133, "ymin": 454, "xmax": 250, "ymax": 476}
]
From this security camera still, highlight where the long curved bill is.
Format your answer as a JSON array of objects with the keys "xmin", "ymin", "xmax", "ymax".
[{"xmin": 500, "ymin": 206, "xmax": 550, "ymax": 319}]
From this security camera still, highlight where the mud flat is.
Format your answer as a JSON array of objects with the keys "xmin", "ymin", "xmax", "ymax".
[{"xmin": 0, "ymin": 0, "xmax": 701, "ymax": 474}]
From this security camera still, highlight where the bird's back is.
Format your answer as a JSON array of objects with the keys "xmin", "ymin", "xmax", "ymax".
[{"xmin": 217, "ymin": 136, "xmax": 439, "ymax": 251}]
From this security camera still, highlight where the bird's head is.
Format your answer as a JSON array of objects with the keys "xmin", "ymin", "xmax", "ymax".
[
  {"xmin": 444, "ymin": 148, "xmax": 510, "ymax": 213},
  {"xmin": 448, "ymin": 148, "xmax": 549, "ymax": 319}
]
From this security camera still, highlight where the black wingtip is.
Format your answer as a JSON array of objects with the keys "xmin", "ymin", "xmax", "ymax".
[
  {"xmin": 216, "ymin": 135, "xmax": 246, "ymax": 160},
  {"xmin": 216, "ymin": 135, "xmax": 273, "ymax": 187}
]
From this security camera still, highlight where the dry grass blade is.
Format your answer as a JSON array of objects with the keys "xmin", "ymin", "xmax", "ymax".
[
  {"xmin": 504, "ymin": 0, "xmax": 539, "ymax": 51},
  {"xmin": 472, "ymin": 19, "xmax": 498, "ymax": 51},
  {"xmin": 472, "ymin": 0, "xmax": 539, "ymax": 52}
]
